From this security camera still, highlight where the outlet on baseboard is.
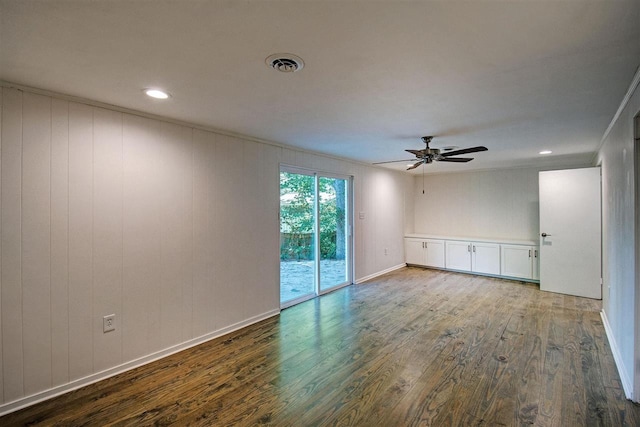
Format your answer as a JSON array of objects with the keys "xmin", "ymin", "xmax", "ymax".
[{"xmin": 103, "ymin": 314, "xmax": 116, "ymax": 333}]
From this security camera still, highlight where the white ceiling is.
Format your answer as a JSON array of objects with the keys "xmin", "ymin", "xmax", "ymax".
[{"xmin": 1, "ymin": 1, "xmax": 639, "ymax": 173}]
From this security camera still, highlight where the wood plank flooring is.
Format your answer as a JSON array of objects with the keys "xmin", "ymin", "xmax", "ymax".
[{"xmin": 2, "ymin": 267, "xmax": 639, "ymax": 426}]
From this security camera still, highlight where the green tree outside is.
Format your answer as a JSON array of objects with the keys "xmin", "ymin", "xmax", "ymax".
[{"xmin": 280, "ymin": 172, "xmax": 346, "ymax": 261}]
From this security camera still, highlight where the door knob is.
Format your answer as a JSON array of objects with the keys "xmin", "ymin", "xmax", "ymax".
[{"xmin": 541, "ymin": 232, "xmax": 551, "ymax": 237}]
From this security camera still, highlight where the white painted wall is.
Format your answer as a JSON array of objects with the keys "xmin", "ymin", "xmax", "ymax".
[
  {"xmin": 412, "ymin": 168, "xmax": 544, "ymax": 241},
  {"xmin": 0, "ymin": 86, "xmax": 410, "ymax": 411},
  {"xmin": 596, "ymin": 73, "xmax": 640, "ymax": 400}
]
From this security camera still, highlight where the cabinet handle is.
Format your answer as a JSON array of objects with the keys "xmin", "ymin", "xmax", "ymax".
[
  {"xmin": 534, "ymin": 250, "xmax": 538, "ymax": 258},
  {"xmin": 473, "ymin": 245, "xmax": 476, "ymax": 253},
  {"xmin": 529, "ymin": 250, "xmax": 532, "ymax": 258},
  {"xmin": 468, "ymin": 244, "xmax": 471, "ymax": 252}
]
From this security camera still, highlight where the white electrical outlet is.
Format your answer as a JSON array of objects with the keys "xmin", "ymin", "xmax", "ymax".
[{"xmin": 103, "ymin": 314, "xmax": 116, "ymax": 333}]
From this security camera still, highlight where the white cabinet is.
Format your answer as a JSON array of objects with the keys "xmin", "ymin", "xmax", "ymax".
[
  {"xmin": 405, "ymin": 235, "xmax": 539, "ymax": 282},
  {"xmin": 405, "ymin": 238, "xmax": 445, "ymax": 268},
  {"xmin": 425, "ymin": 240, "xmax": 445, "ymax": 268},
  {"xmin": 445, "ymin": 241, "xmax": 500, "ymax": 274},
  {"xmin": 445, "ymin": 241, "xmax": 472, "ymax": 271},
  {"xmin": 405, "ymin": 239, "xmax": 425, "ymax": 265},
  {"xmin": 532, "ymin": 247, "xmax": 539, "ymax": 280},
  {"xmin": 472, "ymin": 242, "xmax": 501, "ymax": 275},
  {"xmin": 501, "ymin": 245, "xmax": 539, "ymax": 280}
]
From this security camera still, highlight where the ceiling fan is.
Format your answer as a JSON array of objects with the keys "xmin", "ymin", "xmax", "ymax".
[{"xmin": 375, "ymin": 136, "xmax": 488, "ymax": 170}]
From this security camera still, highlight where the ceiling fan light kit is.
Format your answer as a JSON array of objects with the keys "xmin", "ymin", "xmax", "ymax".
[{"xmin": 374, "ymin": 136, "xmax": 488, "ymax": 170}]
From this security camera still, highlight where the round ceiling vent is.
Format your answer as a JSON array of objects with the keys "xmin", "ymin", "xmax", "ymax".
[{"xmin": 265, "ymin": 53, "xmax": 304, "ymax": 73}]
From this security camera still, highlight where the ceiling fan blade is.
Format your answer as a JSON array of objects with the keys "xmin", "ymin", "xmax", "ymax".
[
  {"xmin": 405, "ymin": 149, "xmax": 425, "ymax": 156},
  {"xmin": 440, "ymin": 146, "xmax": 488, "ymax": 157},
  {"xmin": 438, "ymin": 157, "xmax": 474, "ymax": 162},
  {"xmin": 406, "ymin": 161, "xmax": 424, "ymax": 170},
  {"xmin": 373, "ymin": 158, "xmax": 417, "ymax": 165}
]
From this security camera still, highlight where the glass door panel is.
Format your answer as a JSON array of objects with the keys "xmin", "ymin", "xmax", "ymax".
[
  {"xmin": 319, "ymin": 176, "xmax": 349, "ymax": 292},
  {"xmin": 280, "ymin": 171, "xmax": 316, "ymax": 305}
]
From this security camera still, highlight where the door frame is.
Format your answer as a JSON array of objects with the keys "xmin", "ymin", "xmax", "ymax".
[
  {"xmin": 279, "ymin": 165, "xmax": 354, "ymax": 308},
  {"xmin": 538, "ymin": 167, "xmax": 602, "ymax": 298},
  {"xmin": 634, "ymin": 112, "xmax": 640, "ymax": 401},
  {"xmin": 317, "ymin": 171, "xmax": 353, "ymax": 296}
]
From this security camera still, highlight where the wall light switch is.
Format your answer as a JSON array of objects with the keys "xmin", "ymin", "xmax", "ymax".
[{"xmin": 359, "ymin": 212, "xmax": 365, "ymax": 220}]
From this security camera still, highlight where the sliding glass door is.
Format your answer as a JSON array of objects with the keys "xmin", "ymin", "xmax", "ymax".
[
  {"xmin": 319, "ymin": 176, "xmax": 349, "ymax": 292},
  {"xmin": 280, "ymin": 170, "xmax": 316, "ymax": 305},
  {"xmin": 280, "ymin": 167, "xmax": 351, "ymax": 307}
]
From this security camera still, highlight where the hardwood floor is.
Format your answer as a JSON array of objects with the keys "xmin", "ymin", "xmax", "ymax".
[{"xmin": 2, "ymin": 267, "xmax": 639, "ymax": 426}]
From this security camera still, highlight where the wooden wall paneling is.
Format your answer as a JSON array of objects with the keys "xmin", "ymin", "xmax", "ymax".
[
  {"xmin": 375, "ymin": 171, "xmax": 388, "ymax": 268},
  {"xmin": 468, "ymin": 170, "xmax": 488, "ymax": 233},
  {"xmin": 294, "ymin": 150, "xmax": 312, "ymax": 170},
  {"xmin": 50, "ymin": 98, "xmax": 70, "ymax": 387},
  {"xmin": 68, "ymin": 102, "xmax": 94, "ymax": 380},
  {"xmin": 229, "ymin": 136, "xmax": 249, "ymax": 325},
  {"xmin": 212, "ymin": 135, "xmax": 244, "ymax": 327},
  {"xmin": 0, "ymin": 88, "xmax": 3, "ymax": 403},
  {"xmin": 376, "ymin": 171, "xmax": 388, "ymax": 270},
  {"xmin": 191, "ymin": 129, "xmax": 213, "ymax": 337},
  {"xmin": 352, "ymin": 166, "xmax": 363, "ymax": 281},
  {"xmin": 92, "ymin": 107, "xmax": 123, "ymax": 372},
  {"xmin": 204, "ymin": 131, "xmax": 218, "ymax": 333},
  {"xmin": 259, "ymin": 143, "xmax": 280, "ymax": 312},
  {"xmin": 1, "ymin": 88, "xmax": 23, "ymax": 402},
  {"xmin": 311, "ymin": 153, "xmax": 329, "ymax": 172},
  {"xmin": 413, "ymin": 168, "xmax": 542, "ymax": 241},
  {"xmin": 0, "ymin": 87, "xmax": 417, "ymax": 411},
  {"xmin": 403, "ymin": 173, "xmax": 415, "ymax": 235},
  {"xmin": 158, "ymin": 122, "xmax": 192, "ymax": 347},
  {"xmin": 122, "ymin": 114, "xmax": 157, "ymax": 360},
  {"xmin": 242, "ymin": 140, "xmax": 262, "ymax": 318},
  {"xmin": 145, "ymin": 121, "xmax": 163, "ymax": 354},
  {"xmin": 21, "ymin": 92, "xmax": 52, "ymax": 395},
  {"xmin": 361, "ymin": 169, "xmax": 376, "ymax": 277},
  {"xmin": 280, "ymin": 147, "xmax": 295, "ymax": 166},
  {"xmin": 386, "ymin": 174, "xmax": 404, "ymax": 266},
  {"xmin": 522, "ymin": 169, "xmax": 540, "ymax": 238},
  {"xmin": 177, "ymin": 127, "xmax": 194, "ymax": 343}
]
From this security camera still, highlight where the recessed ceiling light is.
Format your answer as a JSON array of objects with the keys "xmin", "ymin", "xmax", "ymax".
[
  {"xmin": 539, "ymin": 150, "xmax": 552, "ymax": 155},
  {"xmin": 144, "ymin": 88, "xmax": 170, "ymax": 99}
]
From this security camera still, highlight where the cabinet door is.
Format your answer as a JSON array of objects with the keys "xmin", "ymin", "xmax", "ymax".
[
  {"xmin": 472, "ymin": 242, "xmax": 500, "ymax": 274},
  {"xmin": 405, "ymin": 239, "xmax": 426, "ymax": 265},
  {"xmin": 501, "ymin": 244, "xmax": 532, "ymax": 279},
  {"xmin": 425, "ymin": 239, "xmax": 445, "ymax": 268},
  {"xmin": 532, "ymin": 246, "xmax": 540, "ymax": 280},
  {"xmin": 445, "ymin": 241, "xmax": 472, "ymax": 271}
]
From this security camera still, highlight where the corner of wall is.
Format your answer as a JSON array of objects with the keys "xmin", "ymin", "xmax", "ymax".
[{"xmin": 601, "ymin": 310, "xmax": 634, "ymax": 400}]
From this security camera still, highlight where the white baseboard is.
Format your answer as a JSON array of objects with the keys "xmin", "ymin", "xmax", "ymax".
[
  {"xmin": 0, "ymin": 308, "xmax": 280, "ymax": 416},
  {"xmin": 355, "ymin": 263, "xmax": 406, "ymax": 284},
  {"xmin": 601, "ymin": 310, "xmax": 634, "ymax": 400}
]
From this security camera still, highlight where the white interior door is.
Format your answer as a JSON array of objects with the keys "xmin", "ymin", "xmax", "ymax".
[{"xmin": 539, "ymin": 167, "xmax": 601, "ymax": 298}]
